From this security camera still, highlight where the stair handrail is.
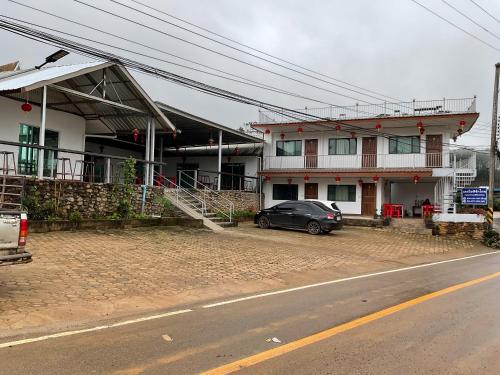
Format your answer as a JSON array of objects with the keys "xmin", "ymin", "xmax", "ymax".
[
  {"xmin": 178, "ymin": 170, "xmax": 234, "ymax": 222},
  {"xmin": 153, "ymin": 171, "xmax": 207, "ymax": 216}
]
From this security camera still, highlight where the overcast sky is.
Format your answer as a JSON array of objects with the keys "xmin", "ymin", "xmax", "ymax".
[{"xmin": 2, "ymin": 0, "xmax": 500, "ymax": 147}]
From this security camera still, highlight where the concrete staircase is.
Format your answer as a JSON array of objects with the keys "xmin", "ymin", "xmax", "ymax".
[
  {"xmin": 389, "ymin": 218, "xmax": 432, "ymax": 235},
  {"xmin": 155, "ymin": 172, "xmax": 236, "ymax": 231}
]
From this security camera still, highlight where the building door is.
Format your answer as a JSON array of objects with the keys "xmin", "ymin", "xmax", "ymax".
[
  {"xmin": 177, "ymin": 163, "xmax": 199, "ymax": 188},
  {"xmin": 305, "ymin": 139, "xmax": 318, "ymax": 168},
  {"xmin": 304, "ymin": 183, "xmax": 318, "ymax": 200},
  {"xmin": 221, "ymin": 163, "xmax": 245, "ymax": 190},
  {"xmin": 426, "ymin": 134, "xmax": 442, "ymax": 167},
  {"xmin": 361, "ymin": 183, "xmax": 376, "ymax": 216},
  {"xmin": 362, "ymin": 137, "xmax": 377, "ymax": 168}
]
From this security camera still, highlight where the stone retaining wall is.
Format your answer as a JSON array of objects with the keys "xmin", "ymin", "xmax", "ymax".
[
  {"xmin": 24, "ymin": 179, "xmax": 183, "ymax": 219},
  {"xmin": 29, "ymin": 217, "xmax": 203, "ymax": 233},
  {"xmin": 194, "ymin": 190, "xmax": 262, "ymax": 213},
  {"xmin": 432, "ymin": 221, "xmax": 487, "ymax": 240}
]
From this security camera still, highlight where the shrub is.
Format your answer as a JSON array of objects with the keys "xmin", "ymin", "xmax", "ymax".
[
  {"xmin": 494, "ymin": 199, "xmax": 500, "ymax": 211},
  {"xmin": 112, "ymin": 157, "xmax": 137, "ymax": 219},
  {"xmin": 460, "ymin": 207, "xmax": 487, "ymax": 216},
  {"xmin": 483, "ymin": 229, "xmax": 500, "ymax": 248},
  {"xmin": 22, "ymin": 192, "xmax": 58, "ymax": 220},
  {"xmin": 68, "ymin": 211, "xmax": 83, "ymax": 223},
  {"xmin": 154, "ymin": 195, "xmax": 176, "ymax": 217}
]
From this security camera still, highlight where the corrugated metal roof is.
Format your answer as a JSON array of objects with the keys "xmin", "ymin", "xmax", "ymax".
[{"xmin": 0, "ymin": 61, "xmax": 106, "ymax": 92}]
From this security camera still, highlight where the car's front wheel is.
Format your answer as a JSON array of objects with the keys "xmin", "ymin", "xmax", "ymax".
[
  {"xmin": 307, "ymin": 220, "xmax": 322, "ymax": 235},
  {"xmin": 258, "ymin": 216, "xmax": 271, "ymax": 229}
]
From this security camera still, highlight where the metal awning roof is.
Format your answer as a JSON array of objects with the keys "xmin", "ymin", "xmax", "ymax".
[
  {"xmin": 0, "ymin": 60, "xmax": 175, "ymax": 133},
  {"xmin": 155, "ymin": 101, "xmax": 263, "ymax": 148}
]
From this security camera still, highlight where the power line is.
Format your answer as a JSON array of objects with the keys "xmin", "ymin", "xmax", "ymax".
[
  {"xmin": 71, "ymin": 0, "xmax": 408, "ymax": 110},
  {"xmin": 126, "ymin": 0, "xmax": 401, "ymax": 102},
  {"xmin": 1, "ymin": 10, "xmax": 377, "ymax": 117},
  {"xmin": 0, "ymin": 17, "xmax": 486, "ymax": 155},
  {"xmin": 440, "ymin": 0, "xmax": 500, "ymax": 41},
  {"xmin": 409, "ymin": 0, "xmax": 500, "ymax": 52},
  {"xmin": 468, "ymin": 0, "xmax": 500, "ymax": 24}
]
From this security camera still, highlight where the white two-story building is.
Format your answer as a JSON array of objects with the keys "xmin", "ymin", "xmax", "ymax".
[{"xmin": 252, "ymin": 98, "xmax": 479, "ymax": 217}]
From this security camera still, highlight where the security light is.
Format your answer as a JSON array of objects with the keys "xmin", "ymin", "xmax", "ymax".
[{"xmin": 35, "ymin": 49, "xmax": 69, "ymax": 69}]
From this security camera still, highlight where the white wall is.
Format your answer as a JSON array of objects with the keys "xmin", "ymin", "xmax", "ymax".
[
  {"xmin": 263, "ymin": 177, "xmax": 362, "ymax": 214},
  {"xmin": 262, "ymin": 125, "xmax": 452, "ymax": 169},
  {"xmin": 390, "ymin": 182, "xmax": 435, "ymax": 216},
  {"xmin": 0, "ymin": 96, "xmax": 86, "ymax": 178}
]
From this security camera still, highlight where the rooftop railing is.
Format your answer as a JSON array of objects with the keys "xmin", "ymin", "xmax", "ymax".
[{"xmin": 257, "ymin": 97, "xmax": 477, "ymax": 124}]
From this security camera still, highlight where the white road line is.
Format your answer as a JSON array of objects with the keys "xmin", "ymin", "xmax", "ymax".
[
  {"xmin": 0, "ymin": 309, "xmax": 192, "ymax": 349},
  {"xmin": 202, "ymin": 250, "xmax": 500, "ymax": 308}
]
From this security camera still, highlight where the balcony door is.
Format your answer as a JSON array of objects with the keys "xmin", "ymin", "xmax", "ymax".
[
  {"xmin": 362, "ymin": 137, "xmax": 377, "ymax": 168},
  {"xmin": 426, "ymin": 134, "xmax": 442, "ymax": 167},
  {"xmin": 305, "ymin": 139, "xmax": 318, "ymax": 168}
]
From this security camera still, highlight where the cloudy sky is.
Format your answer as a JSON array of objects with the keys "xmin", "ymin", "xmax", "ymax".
[{"xmin": 2, "ymin": 0, "xmax": 500, "ymax": 148}]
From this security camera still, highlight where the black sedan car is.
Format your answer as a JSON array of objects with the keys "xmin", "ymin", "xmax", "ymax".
[{"xmin": 254, "ymin": 200, "xmax": 343, "ymax": 235}]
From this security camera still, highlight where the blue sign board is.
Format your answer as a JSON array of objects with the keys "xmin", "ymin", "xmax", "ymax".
[{"xmin": 461, "ymin": 187, "xmax": 488, "ymax": 205}]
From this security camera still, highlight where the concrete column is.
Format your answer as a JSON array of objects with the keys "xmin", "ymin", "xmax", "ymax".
[
  {"xmin": 376, "ymin": 179, "xmax": 383, "ymax": 217},
  {"xmin": 144, "ymin": 118, "xmax": 151, "ymax": 185},
  {"xmin": 149, "ymin": 119, "xmax": 155, "ymax": 186},
  {"xmin": 217, "ymin": 130, "xmax": 222, "ymax": 191},
  {"xmin": 37, "ymin": 85, "xmax": 47, "ymax": 180},
  {"xmin": 105, "ymin": 157, "xmax": 111, "ymax": 184}
]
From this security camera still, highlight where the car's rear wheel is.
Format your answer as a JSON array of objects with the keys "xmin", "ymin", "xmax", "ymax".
[
  {"xmin": 307, "ymin": 220, "xmax": 322, "ymax": 235},
  {"xmin": 258, "ymin": 216, "xmax": 271, "ymax": 229}
]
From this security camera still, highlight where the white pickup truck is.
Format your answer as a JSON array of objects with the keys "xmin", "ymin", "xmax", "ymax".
[{"xmin": 0, "ymin": 211, "xmax": 31, "ymax": 265}]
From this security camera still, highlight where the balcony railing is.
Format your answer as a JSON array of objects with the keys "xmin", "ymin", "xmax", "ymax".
[
  {"xmin": 258, "ymin": 97, "xmax": 477, "ymax": 124},
  {"xmin": 263, "ymin": 152, "xmax": 476, "ymax": 170}
]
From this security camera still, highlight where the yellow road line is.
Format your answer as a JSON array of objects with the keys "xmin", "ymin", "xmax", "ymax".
[{"xmin": 201, "ymin": 271, "xmax": 500, "ymax": 375}]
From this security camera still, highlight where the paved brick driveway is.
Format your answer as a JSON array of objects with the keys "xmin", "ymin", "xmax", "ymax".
[{"xmin": 0, "ymin": 223, "xmax": 486, "ymax": 337}]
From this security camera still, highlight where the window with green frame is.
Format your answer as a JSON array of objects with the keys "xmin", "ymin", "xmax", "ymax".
[
  {"xmin": 18, "ymin": 124, "xmax": 59, "ymax": 177},
  {"xmin": 276, "ymin": 140, "xmax": 302, "ymax": 156},
  {"xmin": 388, "ymin": 136, "xmax": 420, "ymax": 154},
  {"xmin": 328, "ymin": 138, "xmax": 357, "ymax": 155},
  {"xmin": 327, "ymin": 185, "xmax": 356, "ymax": 202}
]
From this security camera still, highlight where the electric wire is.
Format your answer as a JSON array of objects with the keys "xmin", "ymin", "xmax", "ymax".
[
  {"xmin": 126, "ymin": 0, "xmax": 401, "ymax": 102},
  {"xmin": 0, "ymin": 16, "xmax": 486, "ymax": 154},
  {"xmin": 468, "ymin": 0, "xmax": 500, "ymax": 24},
  {"xmin": 409, "ymin": 0, "xmax": 500, "ymax": 52}
]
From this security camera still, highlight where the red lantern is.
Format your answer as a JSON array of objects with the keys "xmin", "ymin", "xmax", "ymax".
[
  {"xmin": 457, "ymin": 120, "xmax": 466, "ymax": 135},
  {"xmin": 373, "ymin": 176, "xmax": 380, "ymax": 182},
  {"xmin": 413, "ymin": 175, "xmax": 420, "ymax": 184},
  {"xmin": 132, "ymin": 128, "xmax": 139, "ymax": 142},
  {"xmin": 304, "ymin": 175, "xmax": 310, "ymax": 182},
  {"xmin": 264, "ymin": 175, "xmax": 271, "ymax": 182},
  {"xmin": 287, "ymin": 178, "xmax": 292, "ymax": 185},
  {"xmin": 234, "ymin": 146, "xmax": 241, "ymax": 156},
  {"xmin": 375, "ymin": 123, "xmax": 382, "ymax": 132},
  {"xmin": 297, "ymin": 127, "xmax": 303, "ymax": 134},
  {"xmin": 335, "ymin": 176, "xmax": 341, "ymax": 183},
  {"xmin": 21, "ymin": 102, "xmax": 32, "ymax": 112},
  {"xmin": 358, "ymin": 179, "xmax": 363, "ymax": 186},
  {"xmin": 265, "ymin": 128, "xmax": 271, "ymax": 135},
  {"xmin": 280, "ymin": 132, "xmax": 285, "ymax": 140},
  {"xmin": 335, "ymin": 125, "xmax": 342, "ymax": 132},
  {"xmin": 417, "ymin": 121, "xmax": 425, "ymax": 135}
]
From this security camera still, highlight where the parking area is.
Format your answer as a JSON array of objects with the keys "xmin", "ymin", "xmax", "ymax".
[{"xmin": 0, "ymin": 223, "xmax": 487, "ymax": 337}]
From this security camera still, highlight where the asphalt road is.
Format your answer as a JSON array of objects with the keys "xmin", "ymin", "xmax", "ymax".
[{"xmin": 0, "ymin": 251, "xmax": 499, "ymax": 375}]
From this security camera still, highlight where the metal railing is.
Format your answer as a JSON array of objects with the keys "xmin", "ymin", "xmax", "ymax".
[
  {"xmin": 153, "ymin": 170, "xmax": 207, "ymax": 216},
  {"xmin": 262, "ymin": 151, "xmax": 476, "ymax": 170},
  {"xmin": 258, "ymin": 97, "xmax": 477, "ymax": 124},
  {"xmin": 178, "ymin": 170, "xmax": 234, "ymax": 223},
  {"xmin": 0, "ymin": 139, "xmax": 168, "ymax": 185}
]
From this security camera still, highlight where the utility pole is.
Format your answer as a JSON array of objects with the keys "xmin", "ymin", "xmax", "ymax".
[{"xmin": 487, "ymin": 63, "xmax": 500, "ymax": 228}]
